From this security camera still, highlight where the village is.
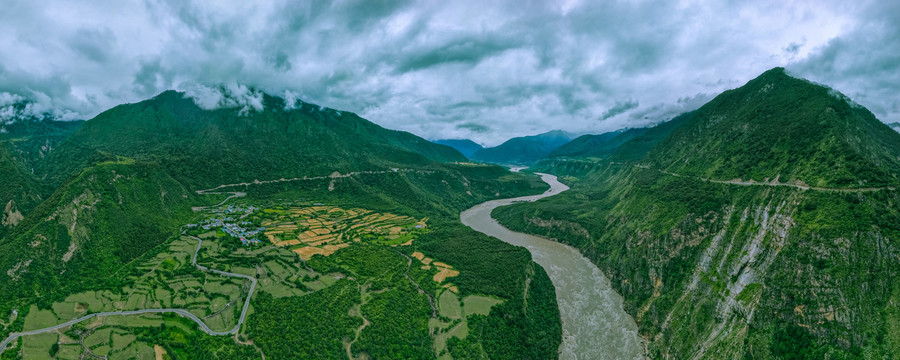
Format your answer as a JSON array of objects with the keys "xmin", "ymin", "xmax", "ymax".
[{"xmin": 188, "ymin": 205, "xmax": 265, "ymax": 246}]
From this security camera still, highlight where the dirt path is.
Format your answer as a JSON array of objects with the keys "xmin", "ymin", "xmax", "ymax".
[
  {"xmin": 397, "ymin": 252, "xmax": 437, "ymax": 318},
  {"xmin": 344, "ymin": 285, "xmax": 372, "ymax": 360}
]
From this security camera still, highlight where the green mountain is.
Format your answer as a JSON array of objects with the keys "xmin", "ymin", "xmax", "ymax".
[
  {"xmin": 45, "ymin": 90, "xmax": 465, "ymax": 188},
  {"xmin": 494, "ymin": 68, "xmax": 900, "ymax": 359},
  {"xmin": 546, "ymin": 128, "xmax": 649, "ymax": 159},
  {"xmin": 0, "ymin": 89, "xmax": 560, "ymax": 359},
  {"xmin": 433, "ymin": 139, "xmax": 483, "ymax": 158},
  {"xmin": 647, "ymin": 68, "xmax": 900, "ymax": 187},
  {"xmin": 470, "ymin": 130, "xmax": 575, "ymax": 165}
]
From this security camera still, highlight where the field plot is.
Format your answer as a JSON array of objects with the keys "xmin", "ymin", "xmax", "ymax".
[{"xmin": 250, "ymin": 205, "xmax": 428, "ymax": 260}]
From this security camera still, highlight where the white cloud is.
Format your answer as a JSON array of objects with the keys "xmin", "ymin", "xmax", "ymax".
[
  {"xmin": 0, "ymin": 0, "xmax": 895, "ymax": 143},
  {"xmin": 180, "ymin": 82, "xmax": 264, "ymax": 115}
]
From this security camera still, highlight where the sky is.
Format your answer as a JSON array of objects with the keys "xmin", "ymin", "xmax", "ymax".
[{"xmin": 0, "ymin": 0, "xmax": 897, "ymax": 146}]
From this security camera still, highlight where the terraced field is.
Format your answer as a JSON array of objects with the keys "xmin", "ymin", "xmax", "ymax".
[{"xmin": 254, "ymin": 206, "xmax": 428, "ymax": 260}]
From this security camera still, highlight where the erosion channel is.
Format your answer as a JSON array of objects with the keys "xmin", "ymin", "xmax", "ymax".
[{"xmin": 460, "ymin": 173, "xmax": 645, "ymax": 360}]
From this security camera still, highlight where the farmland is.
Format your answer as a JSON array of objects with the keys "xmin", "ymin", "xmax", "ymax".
[
  {"xmin": 4, "ymin": 202, "xmax": 478, "ymax": 359},
  {"xmin": 253, "ymin": 205, "xmax": 428, "ymax": 260}
]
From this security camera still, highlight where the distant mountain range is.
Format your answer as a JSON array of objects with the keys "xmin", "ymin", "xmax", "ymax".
[
  {"xmin": 432, "ymin": 139, "xmax": 483, "ymax": 158},
  {"xmin": 889, "ymin": 122, "xmax": 900, "ymax": 132},
  {"xmin": 469, "ymin": 130, "xmax": 575, "ymax": 164}
]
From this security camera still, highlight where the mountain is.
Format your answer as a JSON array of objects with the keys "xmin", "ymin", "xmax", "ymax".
[
  {"xmin": 889, "ymin": 122, "xmax": 900, "ymax": 132},
  {"xmin": 43, "ymin": 90, "xmax": 465, "ymax": 188},
  {"xmin": 470, "ymin": 130, "xmax": 575, "ymax": 164},
  {"xmin": 432, "ymin": 139, "xmax": 483, "ymax": 158},
  {"xmin": 546, "ymin": 128, "xmax": 649, "ymax": 159},
  {"xmin": 0, "ymin": 89, "xmax": 560, "ymax": 359},
  {"xmin": 648, "ymin": 68, "xmax": 900, "ymax": 187},
  {"xmin": 495, "ymin": 68, "xmax": 900, "ymax": 359}
]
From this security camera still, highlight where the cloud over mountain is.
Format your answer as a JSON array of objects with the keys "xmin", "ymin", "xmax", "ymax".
[{"xmin": 0, "ymin": 0, "xmax": 896, "ymax": 145}]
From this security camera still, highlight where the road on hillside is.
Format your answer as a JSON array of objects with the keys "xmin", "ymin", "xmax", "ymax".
[
  {"xmin": 636, "ymin": 164, "xmax": 897, "ymax": 192},
  {"xmin": 0, "ymin": 235, "xmax": 257, "ymax": 353}
]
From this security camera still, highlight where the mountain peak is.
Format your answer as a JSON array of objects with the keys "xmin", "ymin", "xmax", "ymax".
[{"xmin": 642, "ymin": 68, "xmax": 900, "ymax": 187}]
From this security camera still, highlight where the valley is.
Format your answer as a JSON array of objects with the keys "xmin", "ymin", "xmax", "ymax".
[
  {"xmin": 4, "ymin": 2, "xmax": 898, "ymax": 359},
  {"xmin": 1, "ymin": 168, "xmax": 554, "ymax": 359}
]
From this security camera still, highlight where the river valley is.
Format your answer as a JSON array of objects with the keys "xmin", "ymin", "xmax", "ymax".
[{"xmin": 461, "ymin": 173, "xmax": 645, "ymax": 360}]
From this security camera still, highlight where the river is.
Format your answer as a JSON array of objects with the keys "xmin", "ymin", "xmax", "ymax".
[{"xmin": 460, "ymin": 173, "xmax": 645, "ymax": 360}]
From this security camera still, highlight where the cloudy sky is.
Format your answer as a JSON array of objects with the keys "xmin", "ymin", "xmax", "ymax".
[{"xmin": 0, "ymin": 0, "xmax": 897, "ymax": 145}]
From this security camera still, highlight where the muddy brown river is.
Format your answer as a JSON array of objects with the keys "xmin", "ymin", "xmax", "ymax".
[{"xmin": 460, "ymin": 173, "xmax": 645, "ymax": 360}]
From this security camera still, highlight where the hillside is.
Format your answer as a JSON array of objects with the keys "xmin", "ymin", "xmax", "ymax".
[
  {"xmin": 494, "ymin": 68, "xmax": 900, "ymax": 359},
  {"xmin": 470, "ymin": 130, "xmax": 574, "ymax": 165},
  {"xmin": 0, "ymin": 119, "xmax": 84, "ymax": 238},
  {"xmin": 44, "ymin": 90, "xmax": 465, "ymax": 188},
  {"xmin": 433, "ymin": 139, "xmax": 483, "ymax": 158}
]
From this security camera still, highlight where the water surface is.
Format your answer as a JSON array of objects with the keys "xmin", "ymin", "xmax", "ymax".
[{"xmin": 460, "ymin": 173, "xmax": 645, "ymax": 360}]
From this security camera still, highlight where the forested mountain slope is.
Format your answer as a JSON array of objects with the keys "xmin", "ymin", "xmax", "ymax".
[
  {"xmin": 0, "ymin": 119, "xmax": 84, "ymax": 238},
  {"xmin": 42, "ymin": 91, "xmax": 464, "ymax": 189},
  {"xmin": 647, "ymin": 68, "xmax": 900, "ymax": 187},
  {"xmin": 495, "ymin": 68, "xmax": 900, "ymax": 359}
]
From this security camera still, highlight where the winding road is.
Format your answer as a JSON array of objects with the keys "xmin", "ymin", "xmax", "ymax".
[{"xmin": 0, "ymin": 235, "xmax": 257, "ymax": 353}]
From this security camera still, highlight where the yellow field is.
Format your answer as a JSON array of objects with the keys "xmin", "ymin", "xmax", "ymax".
[{"xmin": 261, "ymin": 205, "xmax": 426, "ymax": 260}]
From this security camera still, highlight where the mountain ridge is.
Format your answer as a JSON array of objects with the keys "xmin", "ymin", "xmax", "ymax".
[{"xmin": 470, "ymin": 130, "xmax": 575, "ymax": 165}]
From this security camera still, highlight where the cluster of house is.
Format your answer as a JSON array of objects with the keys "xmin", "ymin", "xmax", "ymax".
[
  {"xmin": 222, "ymin": 222, "xmax": 266, "ymax": 246},
  {"xmin": 187, "ymin": 205, "xmax": 265, "ymax": 246},
  {"xmin": 212, "ymin": 205, "xmax": 257, "ymax": 215}
]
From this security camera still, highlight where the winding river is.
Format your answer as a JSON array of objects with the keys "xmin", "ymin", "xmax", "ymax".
[{"xmin": 461, "ymin": 173, "xmax": 645, "ymax": 360}]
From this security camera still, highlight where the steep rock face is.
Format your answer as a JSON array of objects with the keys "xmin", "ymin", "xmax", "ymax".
[{"xmin": 494, "ymin": 68, "xmax": 900, "ymax": 359}]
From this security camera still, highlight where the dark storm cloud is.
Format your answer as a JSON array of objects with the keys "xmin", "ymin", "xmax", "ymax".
[{"xmin": 0, "ymin": 0, "xmax": 895, "ymax": 145}]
